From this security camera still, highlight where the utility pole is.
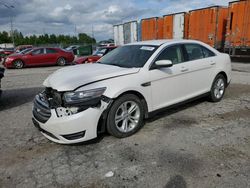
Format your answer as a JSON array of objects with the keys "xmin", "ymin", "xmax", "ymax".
[
  {"xmin": 75, "ymin": 25, "xmax": 77, "ymax": 38},
  {"xmin": 0, "ymin": 2, "xmax": 15, "ymax": 47},
  {"xmin": 10, "ymin": 16, "xmax": 14, "ymax": 47},
  {"xmin": 92, "ymin": 25, "xmax": 94, "ymax": 39}
]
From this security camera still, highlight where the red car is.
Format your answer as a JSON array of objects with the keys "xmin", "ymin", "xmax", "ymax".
[
  {"xmin": 0, "ymin": 48, "xmax": 14, "ymax": 56},
  {"xmin": 3, "ymin": 47, "xmax": 74, "ymax": 69},
  {"xmin": 74, "ymin": 46, "xmax": 117, "ymax": 64}
]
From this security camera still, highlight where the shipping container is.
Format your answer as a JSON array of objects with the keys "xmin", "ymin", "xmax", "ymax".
[
  {"xmin": 188, "ymin": 6, "xmax": 228, "ymax": 50},
  {"xmin": 163, "ymin": 14, "xmax": 173, "ymax": 39},
  {"xmin": 141, "ymin": 17, "xmax": 163, "ymax": 40},
  {"xmin": 163, "ymin": 12, "xmax": 188, "ymax": 39},
  {"xmin": 123, "ymin": 21, "xmax": 138, "ymax": 44},
  {"xmin": 157, "ymin": 18, "xmax": 164, "ymax": 39},
  {"xmin": 225, "ymin": 0, "xmax": 250, "ymax": 57},
  {"xmin": 184, "ymin": 13, "xmax": 190, "ymax": 39},
  {"xmin": 113, "ymin": 24, "xmax": 124, "ymax": 46}
]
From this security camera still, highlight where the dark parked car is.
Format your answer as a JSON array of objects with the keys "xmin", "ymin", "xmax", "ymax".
[
  {"xmin": 3, "ymin": 47, "xmax": 74, "ymax": 69},
  {"xmin": 0, "ymin": 67, "xmax": 4, "ymax": 97},
  {"xmin": 74, "ymin": 46, "xmax": 117, "ymax": 64}
]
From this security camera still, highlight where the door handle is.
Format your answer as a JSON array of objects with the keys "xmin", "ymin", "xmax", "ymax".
[
  {"xmin": 210, "ymin": 61, "xmax": 216, "ymax": 65},
  {"xmin": 181, "ymin": 68, "xmax": 189, "ymax": 72}
]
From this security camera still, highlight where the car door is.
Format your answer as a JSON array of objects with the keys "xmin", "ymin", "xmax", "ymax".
[
  {"xmin": 149, "ymin": 44, "xmax": 191, "ymax": 110},
  {"xmin": 45, "ymin": 48, "xmax": 59, "ymax": 64},
  {"xmin": 182, "ymin": 43, "xmax": 216, "ymax": 97},
  {"xmin": 27, "ymin": 48, "xmax": 46, "ymax": 65}
]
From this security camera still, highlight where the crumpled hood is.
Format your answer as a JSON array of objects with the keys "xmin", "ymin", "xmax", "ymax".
[{"xmin": 43, "ymin": 63, "xmax": 140, "ymax": 91}]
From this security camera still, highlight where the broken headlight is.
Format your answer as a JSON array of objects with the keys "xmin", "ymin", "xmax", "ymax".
[{"xmin": 63, "ymin": 87, "xmax": 106, "ymax": 105}]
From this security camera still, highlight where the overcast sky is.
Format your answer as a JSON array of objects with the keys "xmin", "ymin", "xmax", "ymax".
[{"xmin": 0, "ymin": 0, "xmax": 231, "ymax": 41}]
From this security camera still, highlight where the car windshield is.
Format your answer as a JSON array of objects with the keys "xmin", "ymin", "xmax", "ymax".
[
  {"xmin": 93, "ymin": 48, "xmax": 107, "ymax": 56},
  {"xmin": 98, "ymin": 45, "xmax": 158, "ymax": 68}
]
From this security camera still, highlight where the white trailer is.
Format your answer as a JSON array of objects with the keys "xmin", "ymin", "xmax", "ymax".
[
  {"xmin": 173, "ymin": 13, "xmax": 185, "ymax": 39},
  {"xmin": 113, "ymin": 24, "xmax": 124, "ymax": 46},
  {"xmin": 0, "ymin": 43, "xmax": 14, "ymax": 49},
  {"xmin": 124, "ymin": 21, "xmax": 138, "ymax": 44}
]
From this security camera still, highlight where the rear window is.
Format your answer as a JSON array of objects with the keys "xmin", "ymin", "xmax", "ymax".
[
  {"xmin": 184, "ymin": 44, "xmax": 215, "ymax": 61},
  {"xmin": 46, "ymin": 48, "xmax": 57, "ymax": 54}
]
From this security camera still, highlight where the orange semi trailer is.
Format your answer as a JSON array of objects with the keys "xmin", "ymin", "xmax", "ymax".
[
  {"xmin": 225, "ymin": 0, "xmax": 250, "ymax": 57},
  {"xmin": 141, "ymin": 17, "xmax": 164, "ymax": 41},
  {"xmin": 188, "ymin": 6, "xmax": 228, "ymax": 50}
]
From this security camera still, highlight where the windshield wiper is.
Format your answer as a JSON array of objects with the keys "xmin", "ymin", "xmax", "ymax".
[
  {"xmin": 108, "ymin": 63, "xmax": 129, "ymax": 68},
  {"xmin": 97, "ymin": 62, "xmax": 130, "ymax": 68}
]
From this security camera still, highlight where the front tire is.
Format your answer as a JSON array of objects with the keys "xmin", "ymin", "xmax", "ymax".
[
  {"xmin": 13, "ymin": 60, "xmax": 24, "ymax": 69},
  {"xmin": 107, "ymin": 94, "xmax": 144, "ymax": 138},
  {"xmin": 57, "ymin": 57, "xmax": 66, "ymax": 66},
  {"xmin": 209, "ymin": 74, "xmax": 226, "ymax": 102}
]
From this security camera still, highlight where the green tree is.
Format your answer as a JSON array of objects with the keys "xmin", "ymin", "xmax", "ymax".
[{"xmin": 0, "ymin": 30, "xmax": 97, "ymax": 46}]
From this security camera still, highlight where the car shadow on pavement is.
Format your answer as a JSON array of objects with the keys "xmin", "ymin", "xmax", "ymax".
[
  {"xmin": 165, "ymin": 175, "xmax": 187, "ymax": 188},
  {"xmin": 147, "ymin": 96, "xmax": 207, "ymax": 123},
  {"xmin": 0, "ymin": 87, "xmax": 43, "ymax": 111}
]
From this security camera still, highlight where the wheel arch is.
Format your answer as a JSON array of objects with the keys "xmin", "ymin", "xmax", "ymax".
[
  {"xmin": 115, "ymin": 90, "xmax": 149, "ymax": 118},
  {"xmin": 97, "ymin": 90, "xmax": 149, "ymax": 135},
  {"xmin": 12, "ymin": 59, "xmax": 25, "ymax": 67},
  {"xmin": 57, "ymin": 56, "xmax": 66, "ymax": 61},
  {"xmin": 216, "ymin": 71, "xmax": 228, "ymax": 86}
]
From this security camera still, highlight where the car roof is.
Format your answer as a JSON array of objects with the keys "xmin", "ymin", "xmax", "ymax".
[
  {"xmin": 127, "ymin": 39, "xmax": 204, "ymax": 46},
  {"xmin": 32, "ymin": 47, "xmax": 60, "ymax": 50},
  {"xmin": 99, "ymin": 46, "xmax": 117, "ymax": 49}
]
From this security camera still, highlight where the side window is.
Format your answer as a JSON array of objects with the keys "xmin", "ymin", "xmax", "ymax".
[
  {"xmin": 201, "ymin": 46, "xmax": 215, "ymax": 58},
  {"xmin": 184, "ymin": 44, "xmax": 204, "ymax": 61},
  {"xmin": 46, "ymin": 48, "xmax": 57, "ymax": 54},
  {"xmin": 156, "ymin": 45, "xmax": 184, "ymax": 64},
  {"xmin": 32, "ymin": 48, "xmax": 44, "ymax": 55}
]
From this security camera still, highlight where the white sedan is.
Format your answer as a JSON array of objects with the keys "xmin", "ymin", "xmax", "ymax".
[{"xmin": 32, "ymin": 40, "xmax": 231, "ymax": 144}]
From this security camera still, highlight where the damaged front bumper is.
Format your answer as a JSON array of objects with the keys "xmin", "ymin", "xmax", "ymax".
[{"xmin": 32, "ymin": 90, "xmax": 111, "ymax": 144}]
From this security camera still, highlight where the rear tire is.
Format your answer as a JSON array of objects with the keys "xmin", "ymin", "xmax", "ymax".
[
  {"xmin": 209, "ymin": 74, "xmax": 226, "ymax": 102},
  {"xmin": 57, "ymin": 57, "xmax": 66, "ymax": 66},
  {"xmin": 107, "ymin": 94, "xmax": 144, "ymax": 138},
  {"xmin": 13, "ymin": 60, "xmax": 24, "ymax": 69}
]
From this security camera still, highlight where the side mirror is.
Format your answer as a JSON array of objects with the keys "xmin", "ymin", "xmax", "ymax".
[{"xmin": 155, "ymin": 60, "xmax": 173, "ymax": 68}]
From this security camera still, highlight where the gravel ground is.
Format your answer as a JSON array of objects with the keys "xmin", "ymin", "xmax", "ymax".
[{"xmin": 0, "ymin": 63, "xmax": 249, "ymax": 188}]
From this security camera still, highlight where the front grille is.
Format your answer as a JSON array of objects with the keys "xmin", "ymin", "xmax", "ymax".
[
  {"xmin": 45, "ymin": 87, "xmax": 62, "ymax": 108},
  {"xmin": 33, "ymin": 94, "xmax": 51, "ymax": 123}
]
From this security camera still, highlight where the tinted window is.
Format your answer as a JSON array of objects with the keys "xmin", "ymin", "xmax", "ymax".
[
  {"xmin": 184, "ymin": 44, "xmax": 215, "ymax": 61},
  {"xmin": 184, "ymin": 44, "xmax": 204, "ymax": 60},
  {"xmin": 156, "ymin": 45, "xmax": 184, "ymax": 64},
  {"xmin": 32, "ymin": 48, "xmax": 44, "ymax": 55},
  {"xmin": 99, "ymin": 45, "xmax": 158, "ymax": 68},
  {"xmin": 201, "ymin": 46, "xmax": 215, "ymax": 58},
  {"xmin": 46, "ymin": 48, "xmax": 57, "ymax": 54}
]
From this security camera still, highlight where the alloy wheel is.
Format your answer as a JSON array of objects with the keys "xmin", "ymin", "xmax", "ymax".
[{"xmin": 115, "ymin": 101, "xmax": 140, "ymax": 133}]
